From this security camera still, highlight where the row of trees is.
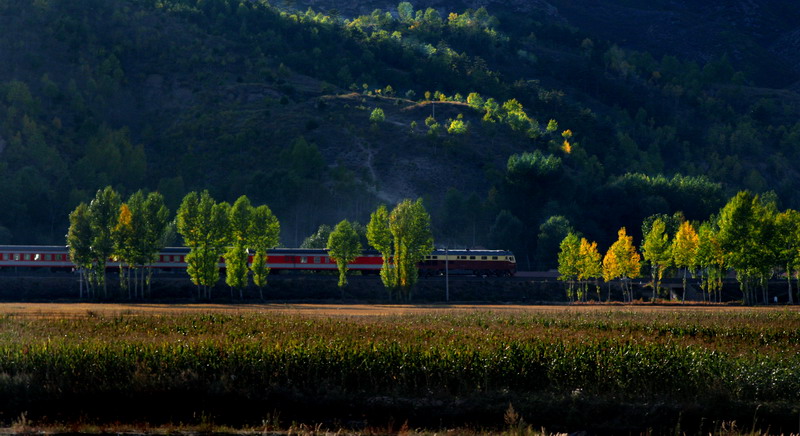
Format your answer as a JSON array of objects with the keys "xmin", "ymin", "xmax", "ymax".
[
  {"xmin": 67, "ymin": 186, "xmax": 434, "ymax": 300},
  {"xmin": 67, "ymin": 187, "xmax": 170, "ymax": 298},
  {"xmin": 558, "ymin": 191, "xmax": 800, "ymax": 305},
  {"xmin": 175, "ymin": 192, "xmax": 280, "ymax": 299}
]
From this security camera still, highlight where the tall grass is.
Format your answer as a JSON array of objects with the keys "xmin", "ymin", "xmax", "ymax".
[{"xmin": 0, "ymin": 309, "xmax": 798, "ymax": 431}]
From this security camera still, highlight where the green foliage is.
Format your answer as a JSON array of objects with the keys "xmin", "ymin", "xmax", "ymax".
[
  {"xmin": 327, "ymin": 220, "xmax": 362, "ymax": 288},
  {"xmin": 369, "ymin": 107, "xmax": 385, "ymax": 123},
  {"xmin": 87, "ymin": 187, "xmax": 121, "ymax": 297},
  {"xmin": 368, "ymin": 200, "xmax": 433, "ymax": 299},
  {"xmin": 176, "ymin": 191, "xmax": 230, "ymax": 298},
  {"xmin": 642, "ymin": 218, "xmax": 672, "ymax": 301},
  {"xmin": 534, "ymin": 215, "xmax": 573, "ymax": 270},
  {"xmin": 557, "ymin": 232, "xmax": 581, "ymax": 301},
  {"xmin": 66, "ymin": 203, "xmax": 93, "ymax": 296},
  {"xmin": 301, "ymin": 224, "xmax": 332, "ymax": 249},
  {"xmin": 447, "ymin": 119, "xmax": 467, "ymax": 135},
  {"xmin": 225, "ymin": 196, "xmax": 254, "ymax": 297},
  {"xmin": 248, "ymin": 205, "xmax": 280, "ymax": 298}
]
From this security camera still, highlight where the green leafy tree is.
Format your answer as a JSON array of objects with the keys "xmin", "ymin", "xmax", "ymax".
[
  {"xmin": 557, "ymin": 232, "xmax": 581, "ymax": 302},
  {"xmin": 142, "ymin": 192, "xmax": 170, "ymax": 295},
  {"xmin": 248, "ymin": 204, "xmax": 280, "ymax": 299},
  {"xmin": 672, "ymin": 220, "xmax": 699, "ymax": 302},
  {"xmin": 466, "ymin": 92, "xmax": 484, "ymax": 110},
  {"xmin": 533, "ymin": 216, "xmax": 573, "ymax": 270},
  {"xmin": 389, "ymin": 199, "xmax": 434, "ymax": 299},
  {"xmin": 367, "ymin": 204, "xmax": 396, "ymax": 290},
  {"xmin": 177, "ymin": 191, "xmax": 230, "ymax": 299},
  {"xmin": 327, "ymin": 219, "xmax": 362, "ymax": 290},
  {"xmin": 775, "ymin": 209, "xmax": 800, "ymax": 304},
  {"xmin": 226, "ymin": 196, "xmax": 253, "ymax": 299},
  {"xmin": 716, "ymin": 191, "xmax": 776, "ymax": 304},
  {"xmin": 642, "ymin": 218, "xmax": 672, "ymax": 302},
  {"xmin": 368, "ymin": 200, "xmax": 434, "ymax": 300},
  {"xmin": 301, "ymin": 224, "xmax": 332, "ymax": 248},
  {"xmin": 370, "ymin": 107, "xmax": 385, "ymax": 123},
  {"xmin": 67, "ymin": 202, "xmax": 93, "ymax": 298},
  {"xmin": 447, "ymin": 119, "xmax": 467, "ymax": 134},
  {"xmin": 696, "ymin": 221, "xmax": 725, "ymax": 302},
  {"xmin": 113, "ymin": 202, "xmax": 137, "ymax": 297},
  {"xmin": 87, "ymin": 186, "xmax": 121, "ymax": 297},
  {"xmin": 397, "ymin": 2, "xmax": 414, "ymax": 22}
]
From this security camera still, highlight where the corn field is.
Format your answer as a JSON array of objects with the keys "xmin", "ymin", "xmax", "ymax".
[{"xmin": 0, "ymin": 309, "xmax": 798, "ymax": 433}]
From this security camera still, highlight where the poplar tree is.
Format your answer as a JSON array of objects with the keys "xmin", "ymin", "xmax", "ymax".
[
  {"xmin": 642, "ymin": 218, "xmax": 672, "ymax": 302},
  {"xmin": 717, "ymin": 191, "xmax": 773, "ymax": 304},
  {"xmin": 177, "ymin": 191, "xmax": 230, "ymax": 299},
  {"xmin": 248, "ymin": 204, "xmax": 280, "ymax": 299},
  {"xmin": 368, "ymin": 199, "xmax": 433, "ymax": 300},
  {"xmin": 557, "ymin": 232, "xmax": 581, "ymax": 302},
  {"xmin": 87, "ymin": 186, "xmax": 121, "ymax": 297},
  {"xmin": 113, "ymin": 202, "xmax": 136, "ymax": 296},
  {"xmin": 67, "ymin": 203, "xmax": 93, "ymax": 298},
  {"xmin": 367, "ymin": 205, "xmax": 396, "ymax": 291},
  {"xmin": 389, "ymin": 199, "xmax": 433, "ymax": 300},
  {"xmin": 602, "ymin": 247, "xmax": 619, "ymax": 302},
  {"xmin": 577, "ymin": 238, "xmax": 602, "ymax": 301},
  {"xmin": 142, "ymin": 192, "xmax": 170, "ymax": 296},
  {"xmin": 672, "ymin": 221, "xmax": 699, "ymax": 302},
  {"xmin": 327, "ymin": 219, "xmax": 362, "ymax": 291},
  {"xmin": 610, "ymin": 227, "xmax": 641, "ymax": 302},
  {"xmin": 226, "ymin": 196, "xmax": 253, "ymax": 299},
  {"xmin": 696, "ymin": 221, "xmax": 724, "ymax": 302},
  {"xmin": 775, "ymin": 209, "xmax": 800, "ymax": 304}
]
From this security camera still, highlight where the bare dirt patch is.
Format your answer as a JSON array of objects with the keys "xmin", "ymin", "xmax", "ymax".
[{"xmin": 0, "ymin": 302, "xmax": 796, "ymax": 318}]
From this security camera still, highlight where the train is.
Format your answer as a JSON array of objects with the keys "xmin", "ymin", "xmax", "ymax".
[{"xmin": 0, "ymin": 245, "xmax": 517, "ymax": 277}]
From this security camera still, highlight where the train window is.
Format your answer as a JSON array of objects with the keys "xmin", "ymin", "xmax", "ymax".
[
  {"xmin": 510, "ymin": 257, "xmax": 515, "ymax": 261},
  {"xmin": 469, "ymin": 256, "xmax": 475, "ymax": 260},
  {"xmin": 301, "ymin": 257, "xmax": 308, "ymax": 264},
  {"xmin": 481, "ymin": 256, "xmax": 487, "ymax": 260},
  {"xmin": 23, "ymin": 254, "xmax": 31, "ymax": 261},
  {"xmin": 44, "ymin": 254, "xmax": 52, "ymax": 261},
  {"xmin": 14, "ymin": 254, "xmax": 19, "ymax": 261},
  {"xmin": 432, "ymin": 256, "xmax": 438, "ymax": 260},
  {"xmin": 313, "ymin": 257, "xmax": 320, "ymax": 264},
  {"xmin": 492, "ymin": 256, "xmax": 498, "ymax": 260}
]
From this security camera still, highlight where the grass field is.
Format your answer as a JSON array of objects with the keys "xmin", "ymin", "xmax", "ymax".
[{"xmin": 0, "ymin": 303, "xmax": 798, "ymax": 434}]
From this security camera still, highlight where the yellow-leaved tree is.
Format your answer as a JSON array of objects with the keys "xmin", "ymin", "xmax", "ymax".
[
  {"xmin": 610, "ymin": 227, "xmax": 641, "ymax": 302},
  {"xmin": 672, "ymin": 221, "xmax": 699, "ymax": 303},
  {"xmin": 577, "ymin": 238, "xmax": 602, "ymax": 301}
]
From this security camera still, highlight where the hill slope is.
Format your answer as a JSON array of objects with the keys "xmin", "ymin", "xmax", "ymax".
[{"xmin": 0, "ymin": 0, "xmax": 798, "ymax": 269}]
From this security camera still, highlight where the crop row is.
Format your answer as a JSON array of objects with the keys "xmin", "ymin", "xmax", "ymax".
[{"xmin": 0, "ymin": 337, "xmax": 797, "ymax": 403}]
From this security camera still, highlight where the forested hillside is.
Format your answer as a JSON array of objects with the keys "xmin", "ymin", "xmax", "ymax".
[{"xmin": 1, "ymin": 0, "xmax": 798, "ymax": 269}]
